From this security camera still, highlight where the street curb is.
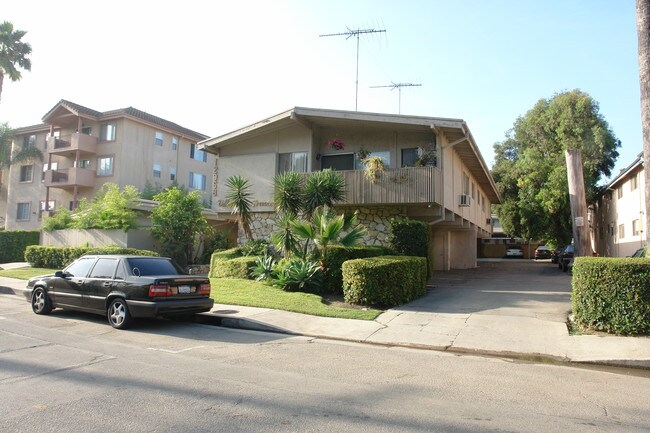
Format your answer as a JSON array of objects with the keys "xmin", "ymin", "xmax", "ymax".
[
  {"xmin": 202, "ymin": 313, "xmax": 650, "ymax": 372},
  {"xmin": 0, "ymin": 286, "xmax": 16, "ymax": 295}
]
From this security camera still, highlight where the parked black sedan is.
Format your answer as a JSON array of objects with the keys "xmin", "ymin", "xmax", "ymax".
[
  {"xmin": 25, "ymin": 255, "xmax": 214, "ymax": 329},
  {"xmin": 558, "ymin": 244, "xmax": 574, "ymax": 272}
]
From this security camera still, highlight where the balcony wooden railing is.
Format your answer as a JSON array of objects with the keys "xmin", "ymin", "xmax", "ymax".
[
  {"xmin": 337, "ymin": 166, "xmax": 440, "ymax": 205},
  {"xmin": 47, "ymin": 133, "xmax": 98, "ymax": 155},
  {"xmin": 44, "ymin": 167, "xmax": 95, "ymax": 188}
]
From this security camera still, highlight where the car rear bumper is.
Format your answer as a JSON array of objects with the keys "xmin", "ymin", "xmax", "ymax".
[{"xmin": 127, "ymin": 298, "xmax": 215, "ymax": 318}]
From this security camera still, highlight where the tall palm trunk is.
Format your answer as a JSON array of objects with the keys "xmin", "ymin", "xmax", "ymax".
[{"xmin": 638, "ymin": 0, "xmax": 650, "ymax": 253}]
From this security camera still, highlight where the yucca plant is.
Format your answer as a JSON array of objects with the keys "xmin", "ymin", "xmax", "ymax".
[
  {"xmin": 225, "ymin": 175, "xmax": 254, "ymax": 241},
  {"xmin": 303, "ymin": 170, "xmax": 346, "ymax": 217},
  {"xmin": 273, "ymin": 171, "xmax": 304, "ymax": 216}
]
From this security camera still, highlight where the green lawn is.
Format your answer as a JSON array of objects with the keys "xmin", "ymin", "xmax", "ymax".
[
  {"xmin": 0, "ymin": 267, "xmax": 58, "ymax": 280},
  {"xmin": 211, "ymin": 278, "xmax": 383, "ymax": 320}
]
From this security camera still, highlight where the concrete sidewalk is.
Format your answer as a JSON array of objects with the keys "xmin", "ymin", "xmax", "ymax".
[{"xmin": 2, "ymin": 260, "xmax": 649, "ymax": 369}]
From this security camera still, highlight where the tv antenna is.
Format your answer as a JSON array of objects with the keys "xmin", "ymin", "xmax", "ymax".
[
  {"xmin": 320, "ymin": 27, "xmax": 386, "ymax": 111},
  {"xmin": 370, "ymin": 82, "xmax": 422, "ymax": 114}
]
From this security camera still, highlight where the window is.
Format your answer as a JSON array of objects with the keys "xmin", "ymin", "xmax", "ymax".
[
  {"xmin": 64, "ymin": 257, "xmax": 95, "ymax": 278},
  {"xmin": 278, "ymin": 152, "xmax": 308, "ymax": 173},
  {"xmin": 463, "ymin": 173, "xmax": 470, "ymax": 195},
  {"xmin": 170, "ymin": 167, "xmax": 176, "ymax": 181},
  {"xmin": 190, "ymin": 143, "xmax": 207, "ymax": 162},
  {"xmin": 401, "ymin": 148, "xmax": 418, "ymax": 167},
  {"xmin": 40, "ymin": 200, "xmax": 55, "ymax": 212},
  {"xmin": 100, "ymin": 123, "xmax": 116, "ymax": 141},
  {"xmin": 189, "ymin": 172, "xmax": 207, "ymax": 190},
  {"xmin": 75, "ymin": 159, "xmax": 90, "ymax": 169},
  {"xmin": 172, "ymin": 137, "xmax": 178, "ymax": 151},
  {"xmin": 19, "ymin": 165, "xmax": 33, "ymax": 182},
  {"xmin": 631, "ymin": 174, "xmax": 638, "ymax": 191},
  {"xmin": 155, "ymin": 131, "xmax": 164, "ymax": 146},
  {"xmin": 633, "ymin": 219, "xmax": 641, "ymax": 236},
  {"xmin": 617, "ymin": 187, "xmax": 623, "ymax": 199},
  {"xmin": 81, "ymin": 126, "xmax": 92, "ymax": 135},
  {"xmin": 356, "ymin": 150, "xmax": 389, "ymax": 170},
  {"xmin": 89, "ymin": 258, "xmax": 119, "ymax": 279},
  {"xmin": 618, "ymin": 224, "xmax": 625, "ymax": 239},
  {"xmin": 42, "ymin": 162, "xmax": 58, "ymax": 181},
  {"xmin": 23, "ymin": 135, "xmax": 36, "ymax": 150},
  {"xmin": 97, "ymin": 156, "xmax": 114, "ymax": 176},
  {"xmin": 321, "ymin": 154, "xmax": 354, "ymax": 171},
  {"xmin": 16, "ymin": 203, "xmax": 31, "ymax": 221},
  {"xmin": 153, "ymin": 163, "xmax": 162, "ymax": 178}
]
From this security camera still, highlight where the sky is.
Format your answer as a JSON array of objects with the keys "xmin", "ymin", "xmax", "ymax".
[{"xmin": 1, "ymin": 0, "xmax": 642, "ymax": 183}]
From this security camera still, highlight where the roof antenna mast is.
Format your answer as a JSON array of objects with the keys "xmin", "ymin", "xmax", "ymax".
[
  {"xmin": 370, "ymin": 82, "xmax": 422, "ymax": 114},
  {"xmin": 320, "ymin": 27, "xmax": 386, "ymax": 111}
]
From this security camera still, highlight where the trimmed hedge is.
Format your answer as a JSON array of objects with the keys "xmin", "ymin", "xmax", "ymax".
[
  {"xmin": 0, "ymin": 231, "xmax": 40, "ymax": 263},
  {"xmin": 211, "ymin": 256, "xmax": 260, "ymax": 279},
  {"xmin": 25, "ymin": 245, "xmax": 159, "ymax": 269},
  {"xmin": 388, "ymin": 218, "xmax": 432, "ymax": 277},
  {"xmin": 342, "ymin": 255, "xmax": 427, "ymax": 307},
  {"xmin": 572, "ymin": 257, "xmax": 650, "ymax": 335},
  {"xmin": 209, "ymin": 248, "xmax": 242, "ymax": 278},
  {"xmin": 323, "ymin": 245, "xmax": 394, "ymax": 294}
]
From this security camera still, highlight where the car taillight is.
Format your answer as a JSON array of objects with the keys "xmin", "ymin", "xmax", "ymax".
[
  {"xmin": 198, "ymin": 283, "xmax": 211, "ymax": 295},
  {"xmin": 149, "ymin": 285, "xmax": 172, "ymax": 297}
]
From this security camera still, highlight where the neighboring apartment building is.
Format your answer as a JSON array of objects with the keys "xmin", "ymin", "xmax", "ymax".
[
  {"xmin": 199, "ymin": 107, "xmax": 500, "ymax": 271},
  {"xmin": 3, "ymin": 100, "xmax": 214, "ymax": 230},
  {"xmin": 590, "ymin": 152, "xmax": 646, "ymax": 257}
]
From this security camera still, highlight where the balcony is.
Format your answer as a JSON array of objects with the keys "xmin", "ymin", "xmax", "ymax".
[
  {"xmin": 337, "ymin": 166, "xmax": 441, "ymax": 206},
  {"xmin": 44, "ymin": 167, "xmax": 96, "ymax": 189},
  {"xmin": 47, "ymin": 133, "xmax": 98, "ymax": 155}
]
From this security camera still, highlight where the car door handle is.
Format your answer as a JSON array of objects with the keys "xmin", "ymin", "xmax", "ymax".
[{"xmin": 102, "ymin": 282, "xmax": 112, "ymax": 287}]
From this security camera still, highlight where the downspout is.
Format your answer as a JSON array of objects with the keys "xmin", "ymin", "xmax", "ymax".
[{"xmin": 427, "ymin": 125, "xmax": 469, "ymax": 226}]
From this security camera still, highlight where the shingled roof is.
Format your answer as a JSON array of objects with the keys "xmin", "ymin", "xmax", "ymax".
[{"xmin": 41, "ymin": 99, "xmax": 207, "ymax": 140}]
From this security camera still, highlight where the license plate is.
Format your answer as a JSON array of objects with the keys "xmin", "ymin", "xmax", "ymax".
[{"xmin": 178, "ymin": 285, "xmax": 191, "ymax": 294}]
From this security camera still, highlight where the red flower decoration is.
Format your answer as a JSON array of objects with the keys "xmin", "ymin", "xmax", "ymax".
[{"xmin": 327, "ymin": 137, "xmax": 345, "ymax": 150}]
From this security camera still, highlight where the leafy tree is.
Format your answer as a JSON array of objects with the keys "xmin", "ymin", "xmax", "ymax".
[
  {"xmin": 0, "ymin": 21, "xmax": 32, "ymax": 102},
  {"xmin": 42, "ymin": 208, "xmax": 73, "ymax": 232},
  {"xmin": 150, "ymin": 187, "xmax": 208, "ymax": 267},
  {"xmin": 492, "ymin": 90, "xmax": 619, "ymax": 246},
  {"xmin": 225, "ymin": 175, "xmax": 254, "ymax": 241},
  {"xmin": 72, "ymin": 183, "xmax": 140, "ymax": 231}
]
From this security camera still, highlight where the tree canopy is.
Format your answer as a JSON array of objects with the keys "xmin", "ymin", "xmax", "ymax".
[
  {"xmin": 492, "ymin": 90, "xmax": 620, "ymax": 246},
  {"xmin": 0, "ymin": 21, "xmax": 32, "ymax": 102}
]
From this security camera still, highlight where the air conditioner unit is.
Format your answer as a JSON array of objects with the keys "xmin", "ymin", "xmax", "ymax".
[{"xmin": 459, "ymin": 194, "xmax": 471, "ymax": 207}]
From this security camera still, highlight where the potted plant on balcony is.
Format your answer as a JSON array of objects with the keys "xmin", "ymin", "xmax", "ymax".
[
  {"xmin": 357, "ymin": 146, "xmax": 370, "ymax": 161},
  {"xmin": 363, "ymin": 156, "xmax": 385, "ymax": 183}
]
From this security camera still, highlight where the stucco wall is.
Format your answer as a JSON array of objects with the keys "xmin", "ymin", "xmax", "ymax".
[{"xmin": 41, "ymin": 229, "xmax": 159, "ymax": 251}]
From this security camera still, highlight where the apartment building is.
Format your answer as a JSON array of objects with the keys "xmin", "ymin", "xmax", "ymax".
[
  {"xmin": 3, "ymin": 100, "xmax": 214, "ymax": 230},
  {"xmin": 199, "ymin": 107, "xmax": 500, "ymax": 270},
  {"xmin": 590, "ymin": 152, "xmax": 646, "ymax": 257}
]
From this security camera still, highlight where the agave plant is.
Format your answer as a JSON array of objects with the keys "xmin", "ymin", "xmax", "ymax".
[
  {"xmin": 250, "ymin": 254, "xmax": 277, "ymax": 281},
  {"xmin": 271, "ymin": 257, "xmax": 323, "ymax": 293},
  {"xmin": 225, "ymin": 175, "xmax": 254, "ymax": 241}
]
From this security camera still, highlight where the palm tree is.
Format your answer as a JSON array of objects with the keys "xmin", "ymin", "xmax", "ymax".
[
  {"xmin": 225, "ymin": 175, "xmax": 254, "ymax": 241},
  {"xmin": 637, "ymin": 0, "xmax": 650, "ymax": 255},
  {"xmin": 0, "ymin": 122, "xmax": 42, "ymax": 193},
  {"xmin": 0, "ymin": 21, "xmax": 32, "ymax": 102}
]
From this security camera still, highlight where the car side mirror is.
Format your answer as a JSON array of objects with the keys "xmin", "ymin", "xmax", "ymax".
[{"xmin": 55, "ymin": 271, "xmax": 70, "ymax": 278}]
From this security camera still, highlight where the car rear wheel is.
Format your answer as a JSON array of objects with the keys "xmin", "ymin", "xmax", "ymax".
[
  {"xmin": 31, "ymin": 288, "xmax": 53, "ymax": 315},
  {"xmin": 107, "ymin": 298, "xmax": 133, "ymax": 330}
]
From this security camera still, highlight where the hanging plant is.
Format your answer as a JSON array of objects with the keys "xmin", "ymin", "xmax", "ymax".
[
  {"xmin": 327, "ymin": 137, "xmax": 345, "ymax": 150},
  {"xmin": 363, "ymin": 156, "xmax": 385, "ymax": 183},
  {"xmin": 415, "ymin": 147, "xmax": 437, "ymax": 167},
  {"xmin": 357, "ymin": 146, "xmax": 370, "ymax": 160}
]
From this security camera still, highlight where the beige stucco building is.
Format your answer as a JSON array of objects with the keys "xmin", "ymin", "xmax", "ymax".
[
  {"xmin": 2, "ymin": 100, "xmax": 215, "ymax": 231},
  {"xmin": 590, "ymin": 153, "xmax": 646, "ymax": 257},
  {"xmin": 199, "ymin": 107, "xmax": 500, "ymax": 271}
]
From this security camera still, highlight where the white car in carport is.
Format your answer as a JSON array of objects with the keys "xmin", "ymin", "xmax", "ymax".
[{"xmin": 506, "ymin": 246, "xmax": 524, "ymax": 258}]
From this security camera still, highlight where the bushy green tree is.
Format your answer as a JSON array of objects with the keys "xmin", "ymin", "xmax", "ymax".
[
  {"xmin": 150, "ymin": 187, "xmax": 207, "ymax": 267},
  {"xmin": 72, "ymin": 183, "xmax": 140, "ymax": 231},
  {"xmin": 492, "ymin": 90, "xmax": 619, "ymax": 245},
  {"xmin": 0, "ymin": 21, "xmax": 32, "ymax": 102},
  {"xmin": 42, "ymin": 208, "xmax": 73, "ymax": 232}
]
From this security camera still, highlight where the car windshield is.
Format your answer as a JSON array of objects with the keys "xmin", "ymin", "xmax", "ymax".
[{"xmin": 127, "ymin": 258, "xmax": 181, "ymax": 276}]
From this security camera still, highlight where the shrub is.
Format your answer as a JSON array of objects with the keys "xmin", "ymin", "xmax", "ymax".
[
  {"xmin": 322, "ymin": 245, "xmax": 393, "ymax": 294},
  {"xmin": 0, "ymin": 230, "xmax": 40, "ymax": 262},
  {"xmin": 240, "ymin": 239, "xmax": 271, "ymax": 256},
  {"xmin": 270, "ymin": 258, "xmax": 324, "ymax": 293},
  {"xmin": 209, "ymin": 248, "xmax": 242, "ymax": 278},
  {"xmin": 572, "ymin": 257, "xmax": 650, "ymax": 335},
  {"xmin": 388, "ymin": 218, "xmax": 432, "ymax": 277},
  {"xmin": 342, "ymin": 255, "xmax": 427, "ymax": 307},
  {"xmin": 211, "ymin": 256, "xmax": 260, "ymax": 279},
  {"xmin": 251, "ymin": 255, "xmax": 276, "ymax": 281},
  {"xmin": 42, "ymin": 209, "xmax": 73, "ymax": 232},
  {"xmin": 25, "ymin": 245, "xmax": 158, "ymax": 269}
]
